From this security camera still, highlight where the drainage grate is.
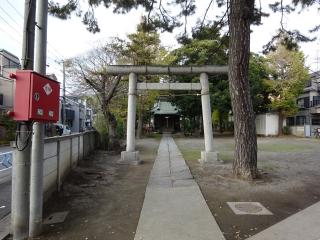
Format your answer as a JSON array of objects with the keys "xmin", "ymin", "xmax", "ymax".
[
  {"xmin": 227, "ymin": 202, "xmax": 273, "ymax": 215},
  {"xmin": 43, "ymin": 211, "xmax": 69, "ymax": 224}
]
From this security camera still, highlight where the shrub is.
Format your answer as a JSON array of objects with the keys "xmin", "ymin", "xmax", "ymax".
[{"xmin": 283, "ymin": 126, "xmax": 290, "ymax": 135}]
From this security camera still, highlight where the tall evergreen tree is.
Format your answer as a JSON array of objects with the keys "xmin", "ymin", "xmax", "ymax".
[{"xmin": 49, "ymin": 0, "xmax": 319, "ymax": 179}]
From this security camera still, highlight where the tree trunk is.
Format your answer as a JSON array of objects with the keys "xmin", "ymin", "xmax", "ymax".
[
  {"xmin": 137, "ymin": 110, "xmax": 143, "ymax": 139},
  {"xmin": 229, "ymin": 0, "xmax": 258, "ymax": 180},
  {"xmin": 107, "ymin": 112, "xmax": 120, "ymax": 151},
  {"xmin": 278, "ymin": 110, "xmax": 283, "ymax": 136}
]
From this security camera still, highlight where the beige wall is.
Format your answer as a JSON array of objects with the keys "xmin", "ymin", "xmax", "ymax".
[{"xmin": 0, "ymin": 131, "xmax": 98, "ymax": 200}]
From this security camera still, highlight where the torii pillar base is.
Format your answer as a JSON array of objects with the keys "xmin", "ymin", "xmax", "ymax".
[
  {"xmin": 199, "ymin": 151, "xmax": 220, "ymax": 164},
  {"xmin": 119, "ymin": 151, "xmax": 141, "ymax": 165}
]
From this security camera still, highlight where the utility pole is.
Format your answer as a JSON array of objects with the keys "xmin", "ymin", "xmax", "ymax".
[
  {"xmin": 11, "ymin": 1, "xmax": 36, "ymax": 239},
  {"xmin": 29, "ymin": 0, "xmax": 48, "ymax": 237},
  {"xmin": 62, "ymin": 60, "xmax": 66, "ymax": 125}
]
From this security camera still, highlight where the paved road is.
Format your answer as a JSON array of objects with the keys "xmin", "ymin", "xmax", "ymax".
[
  {"xmin": 0, "ymin": 181, "xmax": 11, "ymax": 221},
  {"xmin": 0, "ymin": 146, "xmax": 13, "ymax": 154},
  {"xmin": 134, "ymin": 135, "xmax": 225, "ymax": 240},
  {"xmin": 0, "ymin": 147, "xmax": 12, "ymax": 221}
]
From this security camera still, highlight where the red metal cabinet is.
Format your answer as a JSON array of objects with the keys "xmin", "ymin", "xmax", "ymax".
[{"xmin": 12, "ymin": 70, "xmax": 60, "ymax": 122}]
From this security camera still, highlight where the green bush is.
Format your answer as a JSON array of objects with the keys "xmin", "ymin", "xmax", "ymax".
[
  {"xmin": 116, "ymin": 119, "xmax": 125, "ymax": 139},
  {"xmin": 283, "ymin": 126, "xmax": 290, "ymax": 135},
  {"xmin": 93, "ymin": 113, "xmax": 108, "ymax": 149},
  {"xmin": 0, "ymin": 114, "xmax": 15, "ymax": 142},
  {"xmin": 182, "ymin": 118, "xmax": 194, "ymax": 136}
]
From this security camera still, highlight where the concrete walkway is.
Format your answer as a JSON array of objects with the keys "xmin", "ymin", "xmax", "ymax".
[
  {"xmin": 134, "ymin": 135, "xmax": 225, "ymax": 240},
  {"xmin": 248, "ymin": 201, "xmax": 320, "ymax": 240}
]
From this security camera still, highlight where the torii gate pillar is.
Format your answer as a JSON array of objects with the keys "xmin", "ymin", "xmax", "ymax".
[
  {"xmin": 200, "ymin": 73, "xmax": 219, "ymax": 163},
  {"xmin": 120, "ymin": 73, "xmax": 140, "ymax": 164}
]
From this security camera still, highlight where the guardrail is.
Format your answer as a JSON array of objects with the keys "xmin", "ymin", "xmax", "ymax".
[{"xmin": 0, "ymin": 131, "xmax": 98, "ymax": 199}]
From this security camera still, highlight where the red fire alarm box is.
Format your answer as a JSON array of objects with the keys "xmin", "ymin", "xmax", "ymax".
[{"xmin": 11, "ymin": 70, "xmax": 60, "ymax": 122}]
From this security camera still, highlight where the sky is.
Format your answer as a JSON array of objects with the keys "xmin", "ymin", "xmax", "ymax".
[{"xmin": 0, "ymin": 0, "xmax": 319, "ymax": 86}]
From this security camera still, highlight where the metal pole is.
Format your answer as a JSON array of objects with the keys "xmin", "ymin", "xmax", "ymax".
[
  {"xmin": 62, "ymin": 60, "xmax": 66, "ymax": 125},
  {"xmin": 200, "ymin": 73, "xmax": 214, "ymax": 152},
  {"xmin": 29, "ymin": 0, "xmax": 47, "ymax": 236},
  {"xmin": 11, "ymin": 1, "xmax": 36, "ymax": 239},
  {"xmin": 126, "ymin": 73, "xmax": 137, "ymax": 152}
]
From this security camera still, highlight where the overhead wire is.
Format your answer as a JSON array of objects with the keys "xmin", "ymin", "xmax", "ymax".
[
  {"xmin": 0, "ymin": 5, "xmax": 22, "ymax": 29},
  {"xmin": 1, "ymin": 1, "xmax": 66, "ymax": 65},
  {"xmin": 6, "ymin": 0, "xmax": 24, "ymax": 18},
  {"xmin": 0, "ymin": 25, "xmax": 22, "ymax": 46},
  {"xmin": 0, "ymin": 13, "xmax": 23, "ymax": 36}
]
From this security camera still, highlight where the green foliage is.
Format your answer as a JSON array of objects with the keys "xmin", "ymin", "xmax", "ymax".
[
  {"xmin": 93, "ymin": 113, "xmax": 108, "ymax": 149},
  {"xmin": 123, "ymin": 28, "xmax": 161, "ymax": 65},
  {"xmin": 283, "ymin": 126, "xmax": 291, "ymax": 135},
  {"xmin": 0, "ymin": 114, "xmax": 15, "ymax": 142},
  {"xmin": 212, "ymin": 110, "xmax": 230, "ymax": 132},
  {"xmin": 181, "ymin": 118, "xmax": 194, "ymax": 136},
  {"xmin": 168, "ymin": 25, "xmax": 270, "ymax": 129},
  {"xmin": 266, "ymin": 44, "xmax": 309, "ymax": 117},
  {"xmin": 116, "ymin": 120, "xmax": 125, "ymax": 139},
  {"xmin": 168, "ymin": 25, "xmax": 230, "ymax": 127},
  {"xmin": 249, "ymin": 54, "xmax": 271, "ymax": 114}
]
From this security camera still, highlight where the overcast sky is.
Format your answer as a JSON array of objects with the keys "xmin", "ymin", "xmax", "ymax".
[{"xmin": 0, "ymin": 0, "xmax": 319, "ymax": 85}]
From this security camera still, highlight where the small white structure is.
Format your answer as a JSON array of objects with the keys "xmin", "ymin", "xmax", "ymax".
[{"xmin": 255, "ymin": 113, "xmax": 279, "ymax": 136}]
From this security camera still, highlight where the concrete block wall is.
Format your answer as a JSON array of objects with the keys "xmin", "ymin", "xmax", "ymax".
[
  {"xmin": 43, "ymin": 131, "xmax": 97, "ymax": 199},
  {"xmin": 0, "ymin": 131, "xmax": 97, "ymax": 198},
  {"xmin": 289, "ymin": 126, "xmax": 305, "ymax": 137}
]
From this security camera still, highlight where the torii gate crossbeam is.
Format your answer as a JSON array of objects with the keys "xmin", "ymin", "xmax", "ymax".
[{"xmin": 106, "ymin": 65, "xmax": 228, "ymax": 164}]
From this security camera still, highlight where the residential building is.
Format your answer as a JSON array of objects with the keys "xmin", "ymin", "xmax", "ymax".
[
  {"xmin": 0, "ymin": 49, "xmax": 20, "ymax": 141},
  {"xmin": 0, "ymin": 49, "xmax": 20, "ymax": 113},
  {"xmin": 286, "ymin": 71, "xmax": 320, "ymax": 136},
  {"xmin": 60, "ymin": 96, "xmax": 94, "ymax": 133}
]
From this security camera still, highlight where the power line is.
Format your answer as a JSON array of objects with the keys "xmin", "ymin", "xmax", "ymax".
[
  {"xmin": 0, "ymin": 13, "xmax": 23, "ymax": 36},
  {"xmin": 1, "ymin": 2, "xmax": 65, "ymax": 62},
  {"xmin": 0, "ymin": 5, "xmax": 22, "ymax": 28},
  {"xmin": 0, "ymin": 26, "xmax": 22, "ymax": 46},
  {"xmin": 5, "ymin": 0, "xmax": 24, "ymax": 19},
  {"xmin": 47, "ymin": 42, "xmax": 65, "ymax": 60}
]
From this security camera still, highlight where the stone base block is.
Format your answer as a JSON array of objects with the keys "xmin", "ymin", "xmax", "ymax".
[
  {"xmin": 199, "ymin": 151, "xmax": 220, "ymax": 164},
  {"xmin": 118, "ymin": 151, "xmax": 141, "ymax": 165}
]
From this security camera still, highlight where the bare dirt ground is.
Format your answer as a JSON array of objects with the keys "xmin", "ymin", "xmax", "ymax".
[
  {"xmin": 175, "ymin": 136, "xmax": 320, "ymax": 240},
  {"xmin": 5, "ymin": 135, "xmax": 319, "ymax": 240},
  {"xmin": 37, "ymin": 138, "xmax": 160, "ymax": 240}
]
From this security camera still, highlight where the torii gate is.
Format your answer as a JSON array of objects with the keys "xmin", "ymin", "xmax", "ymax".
[{"xmin": 105, "ymin": 65, "xmax": 228, "ymax": 164}]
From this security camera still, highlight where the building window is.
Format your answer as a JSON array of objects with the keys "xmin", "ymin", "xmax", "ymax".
[
  {"xmin": 296, "ymin": 116, "xmax": 306, "ymax": 125},
  {"xmin": 312, "ymin": 96, "xmax": 320, "ymax": 107},
  {"xmin": 287, "ymin": 117, "xmax": 295, "ymax": 126},
  {"xmin": 306, "ymin": 80, "xmax": 312, "ymax": 87},
  {"xmin": 297, "ymin": 97, "xmax": 310, "ymax": 108},
  {"xmin": 312, "ymin": 118, "xmax": 320, "ymax": 125},
  {"xmin": 0, "ymin": 94, "xmax": 3, "ymax": 106}
]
